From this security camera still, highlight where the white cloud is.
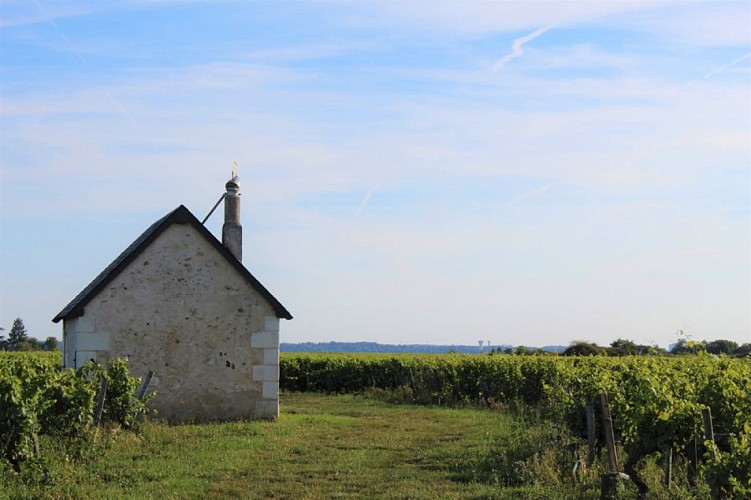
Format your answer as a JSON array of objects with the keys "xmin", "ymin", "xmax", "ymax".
[
  {"xmin": 0, "ymin": 0, "xmax": 93, "ymax": 28},
  {"xmin": 627, "ymin": 3, "xmax": 751, "ymax": 47},
  {"xmin": 366, "ymin": 2, "xmax": 652, "ymax": 35},
  {"xmin": 2, "ymin": 1, "xmax": 749, "ymax": 346}
]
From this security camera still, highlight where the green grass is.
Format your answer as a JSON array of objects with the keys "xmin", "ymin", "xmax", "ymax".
[{"xmin": 5, "ymin": 393, "xmax": 597, "ymax": 499}]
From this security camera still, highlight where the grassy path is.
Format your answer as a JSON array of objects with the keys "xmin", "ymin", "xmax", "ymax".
[{"xmin": 25, "ymin": 393, "xmax": 564, "ymax": 499}]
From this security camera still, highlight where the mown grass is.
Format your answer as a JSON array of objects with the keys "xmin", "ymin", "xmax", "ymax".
[
  {"xmin": 5, "ymin": 392, "xmax": 707, "ymax": 499},
  {"xmin": 4, "ymin": 392, "xmax": 607, "ymax": 499}
]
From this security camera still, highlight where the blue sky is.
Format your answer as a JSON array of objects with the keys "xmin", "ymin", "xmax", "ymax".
[{"xmin": 1, "ymin": 1, "xmax": 749, "ymax": 348}]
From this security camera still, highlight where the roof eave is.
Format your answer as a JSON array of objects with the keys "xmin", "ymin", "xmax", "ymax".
[{"xmin": 52, "ymin": 205, "xmax": 292, "ymax": 323}]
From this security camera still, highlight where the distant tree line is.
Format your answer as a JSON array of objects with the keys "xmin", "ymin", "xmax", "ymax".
[
  {"xmin": 281, "ymin": 341, "xmax": 509, "ymax": 354},
  {"xmin": 0, "ymin": 317, "xmax": 59, "ymax": 352},
  {"xmin": 668, "ymin": 338, "xmax": 750, "ymax": 356},
  {"xmin": 4, "ymin": 317, "xmax": 744, "ymax": 357},
  {"xmin": 491, "ymin": 337, "xmax": 750, "ymax": 357}
]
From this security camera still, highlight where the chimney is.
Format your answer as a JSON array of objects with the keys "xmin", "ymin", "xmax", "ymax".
[{"xmin": 222, "ymin": 166, "xmax": 242, "ymax": 261}]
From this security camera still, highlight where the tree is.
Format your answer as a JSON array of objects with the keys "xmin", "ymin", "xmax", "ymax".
[
  {"xmin": 705, "ymin": 339, "xmax": 738, "ymax": 355},
  {"xmin": 563, "ymin": 341, "xmax": 606, "ymax": 356},
  {"xmin": 608, "ymin": 338, "xmax": 665, "ymax": 356},
  {"xmin": 670, "ymin": 338, "xmax": 706, "ymax": 355},
  {"xmin": 645, "ymin": 345, "xmax": 667, "ymax": 355},
  {"xmin": 514, "ymin": 345, "xmax": 535, "ymax": 355},
  {"xmin": 42, "ymin": 337, "xmax": 60, "ymax": 351},
  {"xmin": 7, "ymin": 317, "xmax": 29, "ymax": 351},
  {"xmin": 609, "ymin": 338, "xmax": 641, "ymax": 356},
  {"xmin": 15, "ymin": 340, "xmax": 33, "ymax": 351}
]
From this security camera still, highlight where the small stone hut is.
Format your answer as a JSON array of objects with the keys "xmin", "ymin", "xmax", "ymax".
[{"xmin": 53, "ymin": 173, "xmax": 292, "ymax": 421}]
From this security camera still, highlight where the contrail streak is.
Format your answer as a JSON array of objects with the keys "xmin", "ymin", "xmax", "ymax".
[
  {"xmin": 33, "ymin": 0, "xmax": 143, "ymax": 133},
  {"xmin": 493, "ymin": 26, "xmax": 554, "ymax": 71},
  {"xmin": 667, "ymin": 51, "xmax": 751, "ymax": 94},
  {"xmin": 356, "ymin": 182, "xmax": 381, "ymax": 218},
  {"xmin": 104, "ymin": 90, "xmax": 143, "ymax": 133},
  {"xmin": 499, "ymin": 182, "xmax": 554, "ymax": 208},
  {"xmin": 33, "ymin": 0, "xmax": 86, "ymax": 64},
  {"xmin": 703, "ymin": 52, "xmax": 751, "ymax": 80}
]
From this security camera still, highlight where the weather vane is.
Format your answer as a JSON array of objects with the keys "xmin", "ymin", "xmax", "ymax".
[{"xmin": 232, "ymin": 160, "xmax": 238, "ymax": 179}]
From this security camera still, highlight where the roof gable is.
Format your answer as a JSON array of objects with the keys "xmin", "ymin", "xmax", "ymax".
[{"xmin": 53, "ymin": 205, "xmax": 292, "ymax": 322}]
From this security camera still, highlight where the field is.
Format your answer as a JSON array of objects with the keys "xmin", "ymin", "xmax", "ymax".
[
  {"xmin": 4, "ymin": 392, "xmax": 601, "ymax": 499},
  {"xmin": 2, "ymin": 351, "xmax": 749, "ymax": 498},
  {"xmin": 280, "ymin": 352, "xmax": 751, "ymax": 498}
]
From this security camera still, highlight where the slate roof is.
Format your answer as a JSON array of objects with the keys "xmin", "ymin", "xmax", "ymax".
[{"xmin": 52, "ymin": 205, "xmax": 292, "ymax": 322}]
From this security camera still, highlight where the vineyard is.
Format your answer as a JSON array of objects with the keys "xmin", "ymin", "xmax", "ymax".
[
  {"xmin": 0, "ymin": 351, "xmax": 149, "ymax": 477},
  {"xmin": 2, "ymin": 351, "xmax": 749, "ymax": 498},
  {"xmin": 281, "ymin": 352, "xmax": 751, "ymax": 498}
]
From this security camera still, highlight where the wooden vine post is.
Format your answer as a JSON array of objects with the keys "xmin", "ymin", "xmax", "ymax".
[
  {"xmin": 702, "ymin": 408, "xmax": 721, "ymax": 500},
  {"xmin": 687, "ymin": 437, "xmax": 698, "ymax": 487},
  {"xmin": 586, "ymin": 398, "xmax": 597, "ymax": 466},
  {"xmin": 137, "ymin": 370, "xmax": 154, "ymax": 400},
  {"xmin": 600, "ymin": 392, "xmax": 618, "ymax": 472},
  {"xmin": 599, "ymin": 392, "xmax": 629, "ymax": 500},
  {"xmin": 93, "ymin": 377, "xmax": 109, "ymax": 427},
  {"xmin": 663, "ymin": 446, "xmax": 673, "ymax": 488},
  {"xmin": 702, "ymin": 408, "xmax": 716, "ymax": 458}
]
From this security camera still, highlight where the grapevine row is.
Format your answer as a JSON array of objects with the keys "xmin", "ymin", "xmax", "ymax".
[
  {"xmin": 0, "ymin": 352, "xmax": 150, "ymax": 472},
  {"xmin": 280, "ymin": 352, "xmax": 751, "ymax": 496}
]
